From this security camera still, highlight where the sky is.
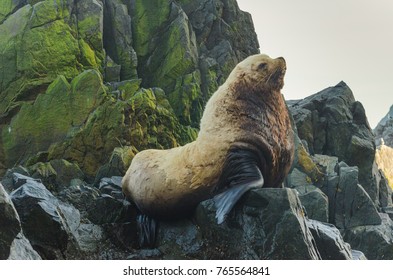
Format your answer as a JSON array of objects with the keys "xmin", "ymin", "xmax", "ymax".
[{"xmin": 237, "ymin": 0, "xmax": 393, "ymax": 128}]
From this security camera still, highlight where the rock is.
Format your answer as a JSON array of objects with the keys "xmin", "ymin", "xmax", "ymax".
[
  {"xmin": 0, "ymin": 183, "xmax": 21, "ymax": 259},
  {"xmin": 180, "ymin": 0, "xmax": 259, "ymax": 98},
  {"xmin": 10, "ymin": 179, "xmax": 80, "ymax": 259},
  {"xmin": 331, "ymin": 164, "xmax": 381, "ymax": 229},
  {"xmin": 46, "ymin": 87, "xmax": 196, "ymax": 177},
  {"xmin": 131, "ymin": 0, "xmax": 199, "ymax": 126},
  {"xmin": 343, "ymin": 214, "xmax": 393, "ymax": 260},
  {"xmin": 288, "ymin": 82, "xmax": 376, "ymax": 201},
  {"xmin": 104, "ymin": 56, "xmax": 121, "ymax": 82},
  {"xmin": 3, "ymin": 71, "xmax": 105, "ymax": 167},
  {"xmin": 296, "ymin": 185, "xmax": 329, "ymax": 223},
  {"xmin": 27, "ymin": 159, "xmax": 85, "ymax": 192},
  {"xmin": 195, "ymin": 188, "xmax": 321, "ymax": 260},
  {"xmin": 287, "ymin": 134, "xmax": 325, "ymax": 188},
  {"xmin": 58, "ymin": 183, "xmax": 100, "ymax": 219},
  {"xmin": 95, "ymin": 146, "xmax": 138, "ymax": 181},
  {"xmin": 103, "ymin": 222, "xmax": 137, "ymax": 251},
  {"xmin": 1, "ymin": 167, "xmax": 30, "ymax": 192},
  {"xmin": 103, "ymin": 0, "xmax": 137, "ymax": 80},
  {"xmin": 7, "ymin": 233, "xmax": 42, "ymax": 260},
  {"xmin": 87, "ymin": 195, "xmax": 135, "ymax": 225},
  {"xmin": 306, "ymin": 219, "xmax": 352, "ymax": 260},
  {"xmin": 73, "ymin": 223, "xmax": 105, "ymax": 254},
  {"xmin": 157, "ymin": 219, "xmax": 204, "ymax": 259},
  {"xmin": 312, "ymin": 154, "xmax": 339, "ymax": 176},
  {"xmin": 374, "ymin": 105, "xmax": 393, "ymax": 148}
]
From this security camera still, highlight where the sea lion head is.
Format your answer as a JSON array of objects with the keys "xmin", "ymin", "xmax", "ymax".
[{"xmin": 230, "ymin": 54, "xmax": 286, "ymax": 92}]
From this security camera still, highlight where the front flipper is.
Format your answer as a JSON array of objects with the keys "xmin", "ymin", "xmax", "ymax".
[
  {"xmin": 213, "ymin": 148, "xmax": 265, "ymax": 224},
  {"xmin": 136, "ymin": 214, "xmax": 158, "ymax": 248}
]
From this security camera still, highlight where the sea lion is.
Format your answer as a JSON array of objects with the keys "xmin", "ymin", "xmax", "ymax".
[{"xmin": 122, "ymin": 54, "xmax": 294, "ymax": 225}]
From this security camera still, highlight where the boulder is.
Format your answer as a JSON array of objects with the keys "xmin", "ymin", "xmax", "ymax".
[
  {"xmin": 10, "ymin": 179, "xmax": 80, "ymax": 259},
  {"xmin": 288, "ymin": 82, "xmax": 376, "ymax": 201},
  {"xmin": 87, "ymin": 194, "xmax": 135, "ymax": 225},
  {"xmin": 27, "ymin": 159, "xmax": 85, "ymax": 192},
  {"xmin": 343, "ymin": 214, "xmax": 393, "ymax": 260},
  {"xmin": 296, "ymin": 185, "xmax": 329, "ymax": 223},
  {"xmin": 306, "ymin": 219, "xmax": 352, "ymax": 260},
  {"xmin": 331, "ymin": 164, "xmax": 381, "ymax": 229},
  {"xmin": 103, "ymin": 0, "xmax": 137, "ymax": 80},
  {"xmin": 195, "ymin": 188, "xmax": 321, "ymax": 260},
  {"xmin": 157, "ymin": 219, "xmax": 204, "ymax": 259},
  {"xmin": 0, "ymin": 183, "xmax": 21, "ymax": 259},
  {"xmin": 3, "ymin": 70, "xmax": 105, "ymax": 167},
  {"xmin": 7, "ymin": 233, "xmax": 42, "ymax": 260}
]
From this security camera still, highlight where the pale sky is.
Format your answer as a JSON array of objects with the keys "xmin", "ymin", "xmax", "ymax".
[{"xmin": 237, "ymin": 0, "xmax": 393, "ymax": 128}]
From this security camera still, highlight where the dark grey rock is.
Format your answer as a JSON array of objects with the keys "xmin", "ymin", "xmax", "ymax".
[
  {"xmin": 288, "ymin": 82, "xmax": 376, "ymax": 201},
  {"xmin": 74, "ymin": 223, "xmax": 105, "ymax": 253},
  {"xmin": 296, "ymin": 186, "xmax": 329, "ymax": 223},
  {"xmin": 343, "ymin": 214, "xmax": 393, "ymax": 260},
  {"xmin": 375, "ymin": 165, "xmax": 393, "ymax": 209},
  {"xmin": 88, "ymin": 195, "xmax": 135, "ymax": 225},
  {"xmin": 312, "ymin": 154, "xmax": 338, "ymax": 176},
  {"xmin": 10, "ymin": 180, "xmax": 80, "ymax": 259},
  {"xmin": 333, "ymin": 165, "xmax": 381, "ymax": 229},
  {"xmin": 195, "ymin": 188, "xmax": 321, "ymax": 260},
  {"xmin": 306, "ymin": 219, "xmax": 352, "ymax": 260},
  {"xmin": 1, "ymin": 166, "xmax": 30, "ymax": 192},
  {"xmin": 58, "ymin": 183, "xmax": 100, "ymax": 219},
  {"xmin": 158, "ymin": 219, "xmax": 203, "ymax": 259},
  {"xmin": 7, "ymin": 233, "xmax": 42, "ymax": 260},
  {"xmin": 0, "ymin": 183, "xmax": 21, "ymax": 259},
  {"xmin": 103, "ymin": 222, "xmax": 137, "ymax": 251}
]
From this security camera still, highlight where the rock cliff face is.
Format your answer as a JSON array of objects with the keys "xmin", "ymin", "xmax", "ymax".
[{"xmin": 0, "ymin": 0, "xmax": 259, "ymax": 177}]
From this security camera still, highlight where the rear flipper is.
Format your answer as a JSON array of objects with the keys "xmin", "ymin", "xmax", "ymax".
[
  {"xmin": 136, "ymin": 214, "xmax": 158, "ymax": 248},
  {"xmin": 213, "ymin": 148, "xmax": 265, "ymax": 224}
]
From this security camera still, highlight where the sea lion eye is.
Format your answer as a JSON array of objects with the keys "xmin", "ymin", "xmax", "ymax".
[{"xmin": 257, "ymin": 63, "xmax": 267, "ymax": 70}]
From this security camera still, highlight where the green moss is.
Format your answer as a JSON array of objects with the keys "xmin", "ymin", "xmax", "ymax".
[
  {"xmin": 29, "ymin": 0, "xmax": 69, "ymax": 28},
  {"xmin": 0, "ymin": 5, "xmax": 32, "ymax": 96},
  {"xmin": 18, "ymin": 20, "xmax": 81, "ymax": 79},
  {"xmin": 79, "ymin": 39, "xmax": 99, "ymax": 67},
  {"xmin": 0, "ymin": 0, "xmax": 18, "ymax": 23},
  {"xmin": 2, "ymin": 71, "xmax": 105, "ymax": 167},
  {"xmin": 297, "ymin": 145, "xmax": 324, "ymax": 184},
  {"xmin": 169, "ymin": 71, "xmax": 202, "ymax": 126},
  {"xmin": 117, "ymin": 79, "xmax": 142, "ymax": 100},
  {"xmin": 132, "ymin": 0, "xmax": 171, "ymax": 56}
]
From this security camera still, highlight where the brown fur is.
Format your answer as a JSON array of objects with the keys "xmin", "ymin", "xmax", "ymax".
[{"xmin": 122, "ymin": 54, "xmax": 294, "ymax": 220}]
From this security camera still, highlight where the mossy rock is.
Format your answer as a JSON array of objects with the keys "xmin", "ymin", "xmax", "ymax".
[
  {"xmin": 291, "ymin": 136, "xmax": 324, "ymax": 186},
  {"xmin": 0, "ymin": 0, "xmax": 23, "ymax": 23},
  {"xmin": 2, "ymin": 70, "xmax": 105, "ymax": 167},
  {"xmin": 132, "ymin": 0, "xmax": 171, "ymax": 57},
  {"xmin": 46, "ymin": 86, "xmax": 196, "ymax": 178}
]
